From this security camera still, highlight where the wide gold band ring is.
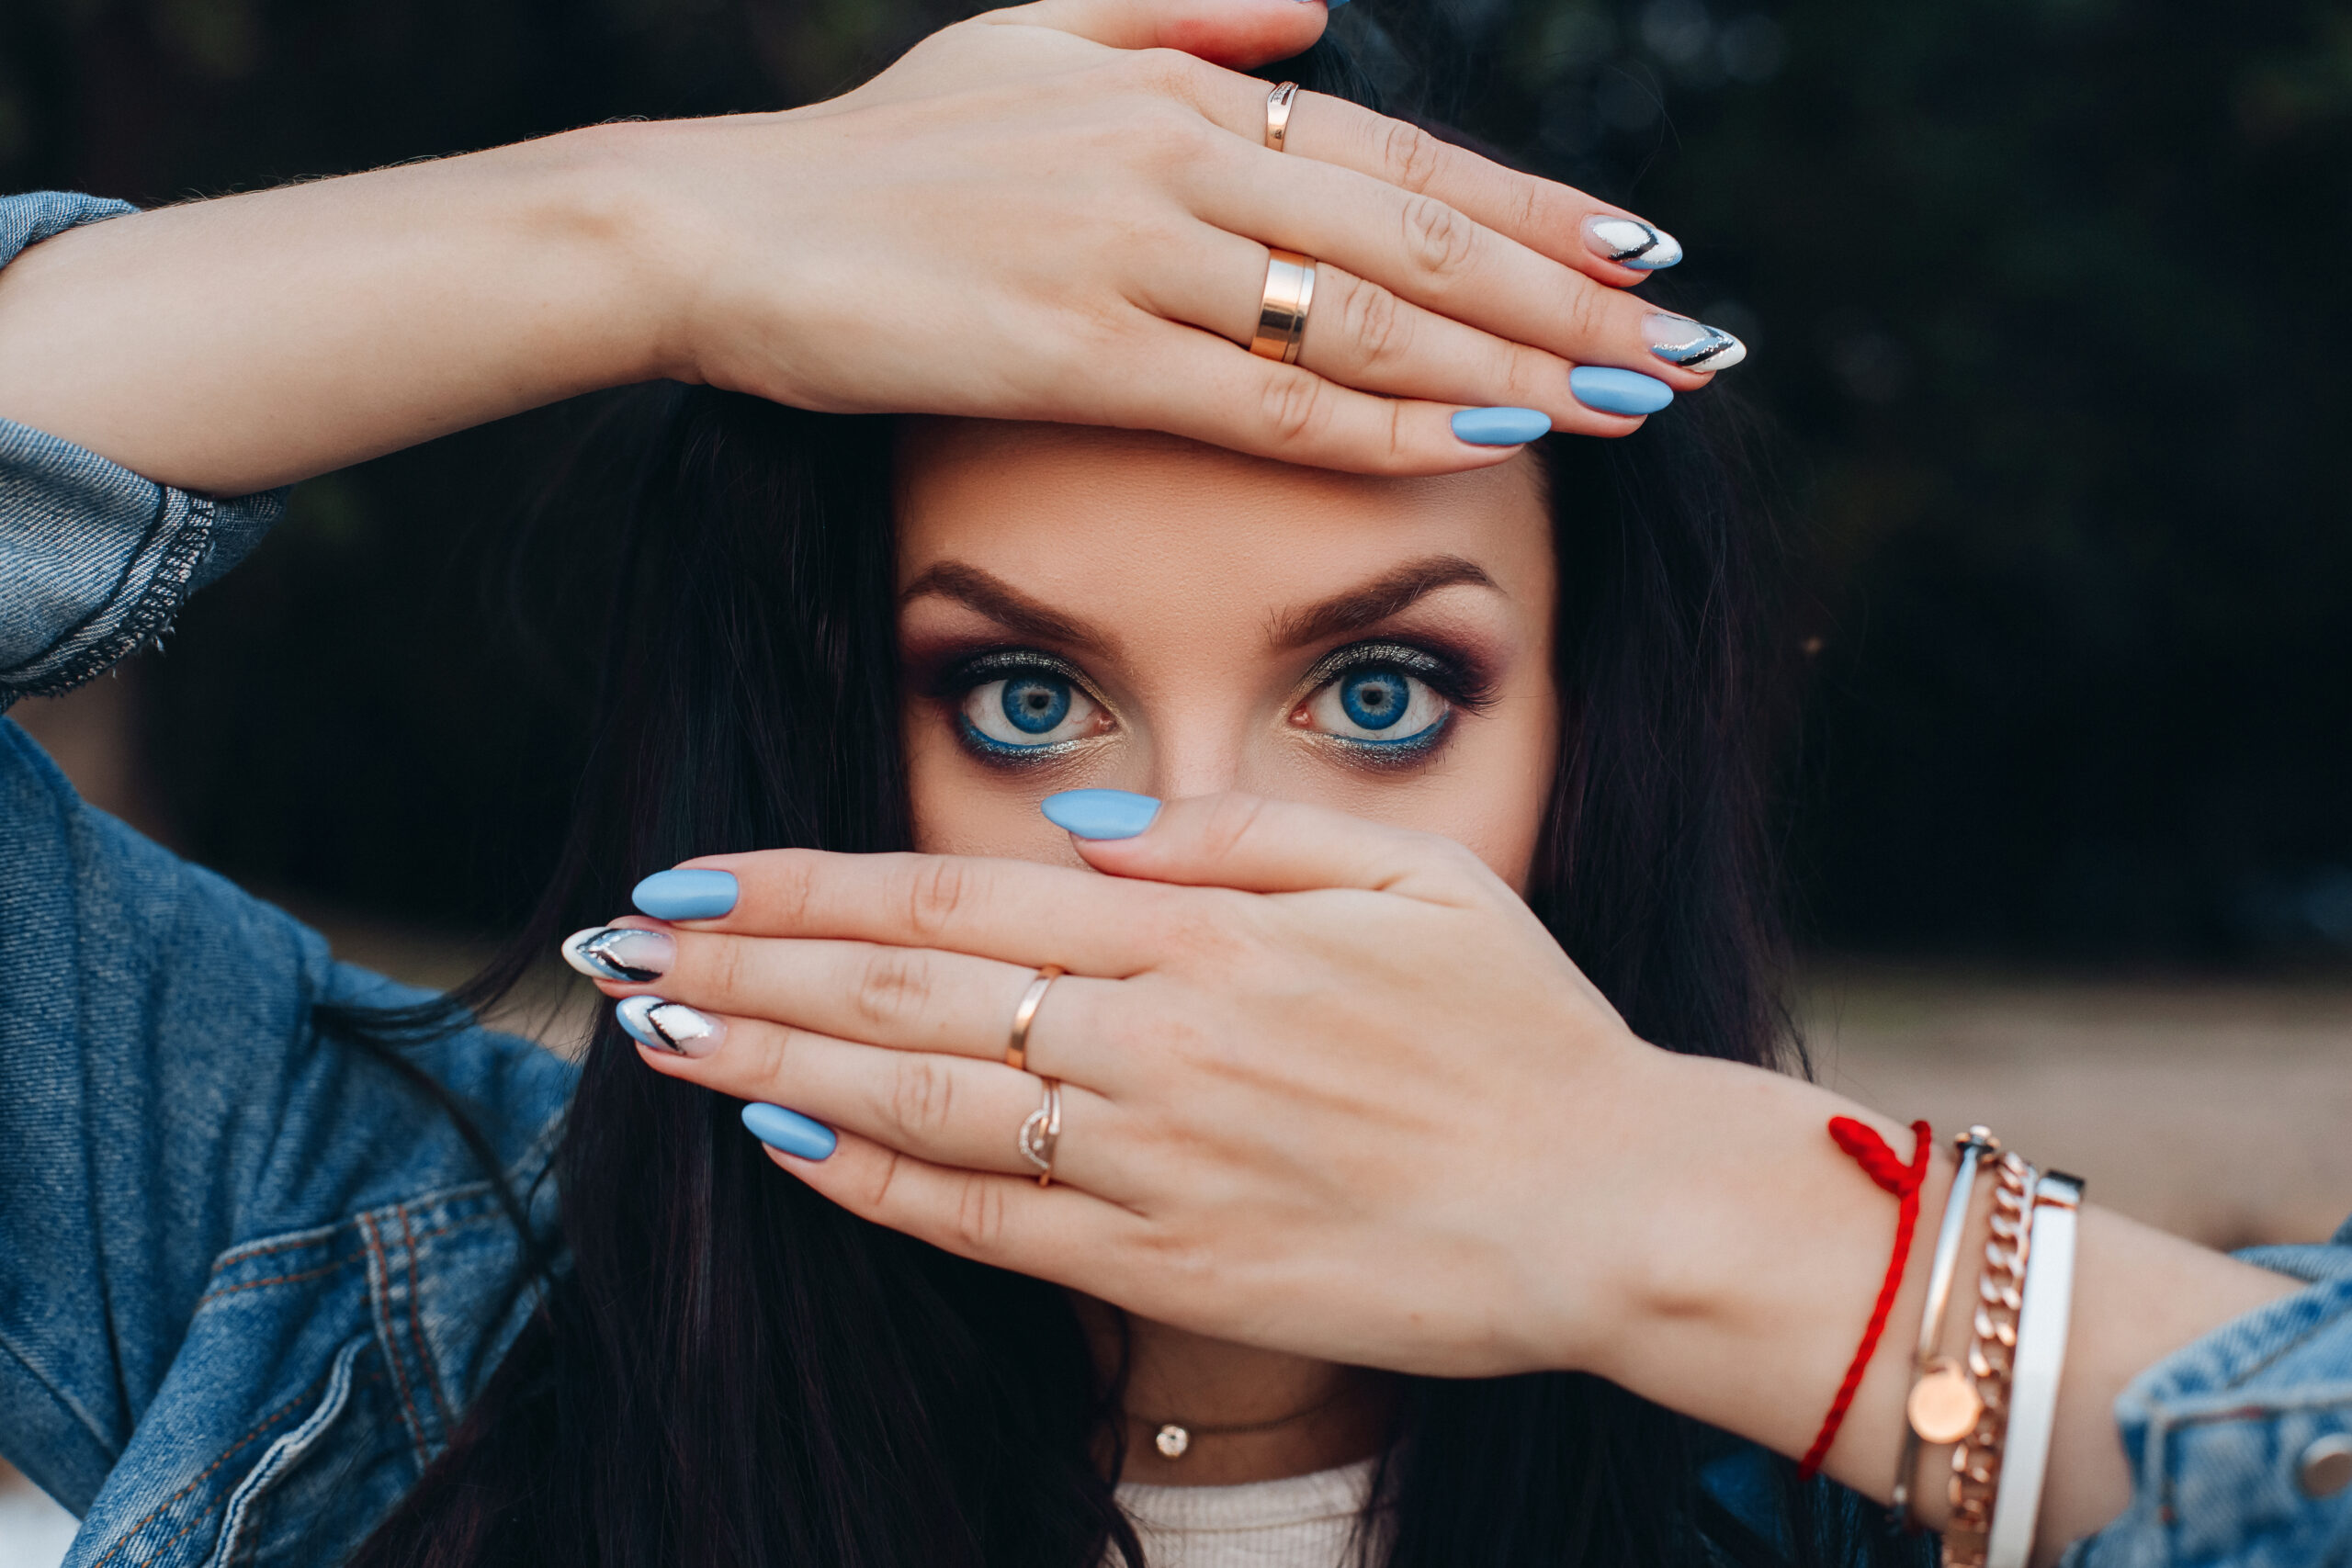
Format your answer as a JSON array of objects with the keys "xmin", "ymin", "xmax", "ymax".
[
  {"xmin": 1265, "ymin": 82, "xmax": 1301, "ymax": 150},
  {"xmin": 1004, "ymin": 964, "xmax": 1063, "ymax": 1073},
  {"xmin": 1250, "ymin": 250, "xmax": 1317, "ymax": 365}
]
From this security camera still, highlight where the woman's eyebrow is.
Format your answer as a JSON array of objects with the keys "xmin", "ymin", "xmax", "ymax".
[
  {"xmin": 899, "ymin": 560, "xmax": 1106, "ymax": 650},
  {"xmin": 1269, "ymin": 555, "xmax": 1499, "ymax": 649}
]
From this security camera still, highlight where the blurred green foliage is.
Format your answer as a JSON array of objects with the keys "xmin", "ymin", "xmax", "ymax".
[{"xmin": 5, "ymin": 0, "xmax": 2349, "ymax": 958}]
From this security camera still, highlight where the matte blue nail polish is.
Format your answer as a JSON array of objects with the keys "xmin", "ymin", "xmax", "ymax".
[
  {"xmin": 1042, "ymin": 789, "xmax": 1162, "ymax": 840},
  {"xmin": 743, "ymin": 1102, "xmax": 837, "ymax": 1161},
  {"xmin": 1452, "ymin": 406, "xmax": 1552, "ymax": 446},
  {"xmin": 632, "ymin": 867, "xmax": 738, "ymax": 920},
  {"xmin": 1569, "ymin": 367, "xmax": 1675, "ymax": 416}
]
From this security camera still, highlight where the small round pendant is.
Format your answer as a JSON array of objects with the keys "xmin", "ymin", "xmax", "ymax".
[
  {"xmin": 1154, "ymin": 1424, "xmax": 1191, "ymax": 1459},
  {"xmin": 1905, "ymin": 1361, "xmax": 1984, "ymax": 1445}
]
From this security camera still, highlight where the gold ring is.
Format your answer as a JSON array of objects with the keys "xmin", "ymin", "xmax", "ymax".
[
  {"xmin": 1250, "ymin": 250, "xmax": 1316, "ymax": 365},
  {"xmin": 1004, "ymin": 964, "xmax": 1062, "ymax": 1072},
  {"xmin": 1264, "ymin": 82, "xmax": 1301, "ymax": 151},
  {"xmin": 1018, "ymin": 1078, "xmax": 1063, "ymax": 1188}
]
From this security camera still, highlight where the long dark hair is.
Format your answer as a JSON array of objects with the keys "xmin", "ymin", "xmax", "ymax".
[{"xmin": 344, "ymin": 39, "xmax": 1920, "ymax": 1568}]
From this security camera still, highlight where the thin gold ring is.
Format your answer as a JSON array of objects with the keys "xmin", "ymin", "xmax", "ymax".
[
  {"xmin": 1250, "ymin": 250, "xmax": 1317, "ymax": 365},
  {"xmin": 1004, "ymin": 964, "xmax": 1063, "ymax": 1072},
  {"xmin": 1018, "ymin": 1078, "xmax": 1063, "ymax": 1188},
  {"xmin": 1264, "ymin": 82, "xmax": 1301, "ymax": 151}
]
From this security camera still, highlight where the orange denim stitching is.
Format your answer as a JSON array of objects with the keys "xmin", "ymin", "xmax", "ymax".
[
  {"xmin": 85, "ymin": 1367, "xmax": 332, "ymax": 1568},
  {"xmin": 398, "ymin": 1203, "xmax": 454, "ymax": 1428},
  {"xmin": 358, "ymin": 1213, "xmax": 428, "ymax": 1467}
]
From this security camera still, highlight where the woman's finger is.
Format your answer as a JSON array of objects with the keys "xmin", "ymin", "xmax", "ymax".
[
  {"xmin": 1168, "ymin": 72, "xmax": 1685, "ymax": 287},
  {"xmin": 761, "ymin": 1124, "xmax": 1158, "ymax": 1282},
  {"xmin": 1182, "ymin": 152, "xmax": 1724, "ymax": 394},
  {"xmin": 983, "ymin": 0, "xmax": 1328, "ymax": 69},
  {"xmin": 1147, "ymin": 234, "xmax": 1658, "ymax": 437},
  {"xmin": 635, "ymin": 848, "xmax": 1226, "ymax": 970},
  {"xmin": 578, "ymin": 931, "xmax": 1119, "ymax": 1076},
  {"xmin": 1098, "ymin": 317, "xmax": 1551, "ymax": 474},
  {"xmin": 627, "ymin": 1005, "xmax": 1144, "ymax": 1191}
]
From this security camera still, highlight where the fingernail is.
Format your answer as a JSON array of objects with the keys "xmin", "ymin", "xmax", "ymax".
[
  {"xmin": 742, "ymin": 1101, "xmax": 837, "ymax": 1161},
  {"xmin": 1569, "ymin": 366, "xmax": 1675, "ymax": 416},
  {"xmin": 560, "ymin": 926, "xmax": 674, "ymax": 983},
  {"xmin": 1583, "ymin": 216, "xmax": 1682, "ymax": 270},
  {"xmin": 1645, "ymin": 312, "xmax": 1747, "ymax": 371},
  {"xmin": 615, "ymin": 995, "xmax": 724, "ymax": 1057},
  {"xmin": 1452, "ymin": 406, "xmax": 1552, "ymax": 446},
  {"xmin": 631, "ymin": 868, "xmax": 738, "ymax": 920},
  {"xmin": 1041, "ymin": 788, "xmax": 1162, "ymax": 840}
]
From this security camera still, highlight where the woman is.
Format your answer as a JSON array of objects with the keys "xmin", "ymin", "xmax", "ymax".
[{"xmin": 2, "ymin": 6, "xmax": 2344, "ymax": 1568}]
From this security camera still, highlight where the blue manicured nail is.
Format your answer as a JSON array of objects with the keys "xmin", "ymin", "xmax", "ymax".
[
  {"xmin": 1041, "ymin": 789, "xmax": 1162, "ymax": 840},
  {"xmin": 1569, "ymin": 367, "xmax": 1675, "ymax": 416},
  {"xmin": 631, "ymin": 868, "xmax": 738, "ymax": 920},
  {"xmin": 1452, "ymin": 407, "xmax": 1552, "ymax": 446},
  {"xmin": 742, "ymin": 1102, "xmax": 837, "ymax": 1161}
]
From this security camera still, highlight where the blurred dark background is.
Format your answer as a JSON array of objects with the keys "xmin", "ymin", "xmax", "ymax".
[{"xmin": 6, "ymin": 0, "xmax": 2352, "ymax": 963}]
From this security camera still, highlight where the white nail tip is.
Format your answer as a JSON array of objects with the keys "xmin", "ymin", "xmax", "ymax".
[
  {"xmin": 1587, "ymin": 216, "xmax": 1682, "ymax": 269},
  {"xmin": 560, "ymin": 928, "xmax": 608, "ymax": 978}
]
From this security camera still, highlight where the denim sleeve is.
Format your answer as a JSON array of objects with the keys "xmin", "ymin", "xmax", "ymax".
[
  {"xmin": 0, "ymin": 191, "xmax": 288, "ymax": 706},
  {"xmin": 2071, "ymin": 1220, "xmax": 2352, "ymax": 1568},
  {"xmin": 0, "ymin": 717, "xmax": 574, "ymax": 1513}
]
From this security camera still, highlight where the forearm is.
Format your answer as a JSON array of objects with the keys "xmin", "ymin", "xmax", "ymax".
[
  {"xmin": 1587, "ymin": 1053, "xmax": 2299, "ymax": 1562},
  {"xmin": 0, "ymin": 127, "xmax": 675, "ymax": 495}
]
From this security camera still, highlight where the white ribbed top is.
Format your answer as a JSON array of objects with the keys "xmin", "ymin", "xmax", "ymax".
[{"xmin": 1114, "ymin": 1458, "xmax": 1383, "ymax": 1568}]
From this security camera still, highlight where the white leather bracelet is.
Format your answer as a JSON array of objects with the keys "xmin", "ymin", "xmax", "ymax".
[{"xmin": 1984, "ymin": 1171, "xmax": 2086, "ymax": 1568}]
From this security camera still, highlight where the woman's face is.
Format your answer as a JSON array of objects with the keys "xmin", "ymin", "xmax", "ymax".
[{"xmin": 894, "ymin": 423, "xmax": 1561, "ymax": 890}]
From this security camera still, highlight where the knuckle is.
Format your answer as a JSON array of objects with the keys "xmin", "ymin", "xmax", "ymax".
[
  {"xmin": 853, "ymin": 947, "xmax": 933, "ymax": 1030},
  {"xmin": 1256, "ymin": 370, "xmax": 1331, "ymax": 448},
  {"xmin": 1398, "ymin": 194, "xmax": 1476, "ymax": 283},
  {"xmin": 1198, "ymin": 792, "xmax": 1274, "ymax": 863},
  {"xmin": 952, "ymin": 1174, "xmax": 1011, "ymax": 1252},
  {"xmin": 887, "ymin": 1055, "xmax": 957, "ymax": 1138},
  {"xmin": 1375, "ymin": 118, "xmax": 1448, "ymax": 195},
  {"xmin": 903, "ymin": 856, "xmax": 978, "ymax": 942},
  {"xmin": 1332, "ymin": 273, "xmax": 1414, "ymax": 375}
]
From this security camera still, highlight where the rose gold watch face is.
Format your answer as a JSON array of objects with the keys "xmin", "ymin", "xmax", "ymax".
[{"xmin": 1906, "ymin": 1362, "xmax": 1984, "ymax": 1445}]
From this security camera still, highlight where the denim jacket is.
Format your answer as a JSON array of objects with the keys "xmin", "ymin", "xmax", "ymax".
[{"xmin": 3, "ymin": 189, "xmax": 2349, "ymax": 1568}]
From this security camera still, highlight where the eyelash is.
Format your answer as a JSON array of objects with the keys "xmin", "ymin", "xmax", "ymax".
[{"xmin": 933, "ymin": 639, "xmax": 1495, "ymax": 769}]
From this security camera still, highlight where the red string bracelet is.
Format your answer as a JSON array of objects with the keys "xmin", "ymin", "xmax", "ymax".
[{"xmin": 1797, "ymin": 1117, "xmax": 1933, "ymax": 1480}]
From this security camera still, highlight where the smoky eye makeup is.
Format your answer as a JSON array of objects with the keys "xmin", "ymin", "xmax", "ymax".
[
  {"xmin": 931, "ymin": 648, "xmax": 1116, "ymax": 764},
  {"xmin": 1291, "ymin": 638, "xmax": 1498, "ymax": 766}
]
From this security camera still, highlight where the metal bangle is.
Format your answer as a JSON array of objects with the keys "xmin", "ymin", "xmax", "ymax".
[
  {"xmin": 1984, "ymin": 1172, "xmax": 2085, "ymax": 1568},
  {"xmin": 1264, "ymin": 81, "xmax": 1301, "ymax": 150},
  {"xmin": 1944, "ymin": 1152, "xmax": 2037, "ymax": 1568},
  {"xmin": 1894, "ymin": 1125, "xmax": 2000, "ymax": 1526}
]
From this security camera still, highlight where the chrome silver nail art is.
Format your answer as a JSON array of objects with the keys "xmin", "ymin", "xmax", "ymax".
[
  {"xmin": 1586, "ymin": 216, "xmax": 1684, "ymax": 270},
  {"xmin": 1645, "ymin": 312, "xmax": 1748, "ymax": 370},
  {"xmin": 560, "ymin": 926, "xmax": 675, "ymax": 983},
  {"xmin": 616, "ymin": 995, "xmax": 722, "ymax": 1057}
]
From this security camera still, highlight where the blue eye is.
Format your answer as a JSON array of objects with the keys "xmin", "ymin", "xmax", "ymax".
[
  {"xmin": 1339, "ymin": 671, "xmax": 1411, "ymax": 731},
  {"xmin": 1001, "ymin": 675, "xmax": 1071, "ymax": 734},
  {"xmin": 958, "ymin": 664, "xmax": 1109, "ymax": 756},
  {"xmin": 1302, "ymin": 662, "xmax": 1453, "ymax": 750}
]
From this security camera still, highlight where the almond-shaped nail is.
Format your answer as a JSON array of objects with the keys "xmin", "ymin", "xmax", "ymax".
[
  {"xmin": 615, "ymin": 995, "xmax": 723, "ymax": 1057},
  {"xmin": 1646, "ymin": 312, "xmax": 1747, "ymax": 371},
  {"xmin": 1583, "ymin": 215, "xmax": 1682, "ymax": 270},
  {"xmin": 560, "ymin": 926, "xmax": 675, "ymax": 983}
]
